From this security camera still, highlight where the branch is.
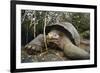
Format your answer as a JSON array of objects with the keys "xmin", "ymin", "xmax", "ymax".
[{"xmin": 44, "ymin": 12, "xmax": 48, "ymax": 52}]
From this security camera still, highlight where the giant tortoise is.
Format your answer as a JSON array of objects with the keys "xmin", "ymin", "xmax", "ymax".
[
  {"xmin": 24, "ymin": 22, "xmax": 90, "ymax": 61},
  {"xmin": 46, "ymin": 22, "xmax": 90, "ymax": 59}
]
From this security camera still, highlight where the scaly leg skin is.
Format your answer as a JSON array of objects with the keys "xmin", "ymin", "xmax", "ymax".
[
  {"xmin": 63, "ymin": 43, "xmax": 90, "ymax": 60},
  {"xmin": 60, "ymin": 36, "xmax": 90, "ymax": 60}
]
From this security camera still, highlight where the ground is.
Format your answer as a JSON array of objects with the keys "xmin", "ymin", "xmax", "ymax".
[{"xmin": 21, "ymin": 39, "xmax": 90, "ymax": 63}]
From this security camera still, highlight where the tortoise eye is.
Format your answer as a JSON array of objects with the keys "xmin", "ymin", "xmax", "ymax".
[{"xmin": 54, "ymin": 34, "xmax": 59, "ymax": 38}]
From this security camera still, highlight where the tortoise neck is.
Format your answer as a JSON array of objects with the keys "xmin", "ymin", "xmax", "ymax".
[{"xmin": 60, "ymin": 35, "xmax": 72, "ymax": 49}]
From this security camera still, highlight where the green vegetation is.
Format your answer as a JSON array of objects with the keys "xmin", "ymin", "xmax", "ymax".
[{"xmin": 21, "ymin": 10, "xmax": 90, "ymax": 45}]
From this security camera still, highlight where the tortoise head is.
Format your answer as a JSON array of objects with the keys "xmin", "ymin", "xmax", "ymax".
[{"xmin": 47, "ymin": 30, "xmax": 60, "ymax": 40}]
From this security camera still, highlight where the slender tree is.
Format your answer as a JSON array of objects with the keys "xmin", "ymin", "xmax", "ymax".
[{"xmin": 43, "ymin": 12, "xmax": 48, "ymax": 52}]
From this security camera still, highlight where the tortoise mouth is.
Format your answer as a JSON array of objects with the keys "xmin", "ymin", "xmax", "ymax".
[
  {"xmin": 47, "ymin": 37, "xmax": 61, "ymax": 48},
  {"xmin": 47, "ymin": 39, "xmax": 61, "ymax": 50}
]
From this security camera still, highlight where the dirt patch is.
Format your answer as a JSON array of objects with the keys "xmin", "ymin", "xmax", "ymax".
[{"xmin": 21, "ymin": 39, "xmax": 90, "ymax": 63}]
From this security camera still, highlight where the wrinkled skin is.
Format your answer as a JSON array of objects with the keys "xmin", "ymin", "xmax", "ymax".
[{"xmin": 47, "ymin": 30, "xmax": 90, "ymax": 60}]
